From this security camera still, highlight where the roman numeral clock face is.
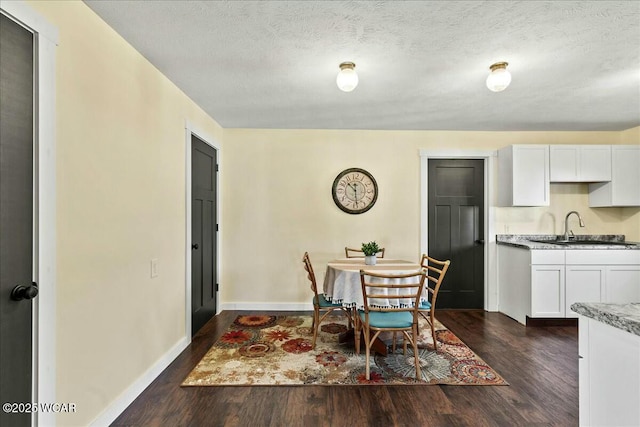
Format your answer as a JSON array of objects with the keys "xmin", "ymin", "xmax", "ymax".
[{"xmin": 332, "ymin": 168, "xmax": 378, "ymax": 214}]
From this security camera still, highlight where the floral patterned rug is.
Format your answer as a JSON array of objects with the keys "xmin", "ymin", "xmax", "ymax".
[{"xmin": 182, "ymin": 314, "xmax": 508, "ymax": 386}]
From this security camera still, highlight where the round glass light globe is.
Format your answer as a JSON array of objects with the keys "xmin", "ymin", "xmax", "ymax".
[
  {"xmin": 336, "ymin": 68, "xmax": 358, "ymax": 92},
  {"xmin": 486, "ymin": 68, "xmax": 512, "ymax": 92}
]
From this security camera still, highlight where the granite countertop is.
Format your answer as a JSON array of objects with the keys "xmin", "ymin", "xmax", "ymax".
[
  {"xmin": 570, "ymin": 303, "xmax": 640, "ymax": 337},
  {"xmin": 496, "ymin": 234, "xmax": 640, "ymax": 250}
]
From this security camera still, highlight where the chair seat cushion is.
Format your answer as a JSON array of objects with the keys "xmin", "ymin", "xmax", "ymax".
[
  {"xmin": 418, "ymin": 300, "xmax": 432, "ymax": 310},
  {"xmin": 358, "ymin": 311, "xmax": 413, "ymax": 328},
  {"xmin": 315, "ymin": 294, "xmax": 343, "ymax": 308}
]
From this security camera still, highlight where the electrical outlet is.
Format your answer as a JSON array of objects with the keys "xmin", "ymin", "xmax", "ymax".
[{"xmin": 151, "ymin": 258, "xmax": 158, "ymax": 278}]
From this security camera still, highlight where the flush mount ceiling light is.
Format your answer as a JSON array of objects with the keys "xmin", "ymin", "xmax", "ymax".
[
  {"xmin": 486, "ymin": 61, "xmax": 511, "ymax": 92},
  {"xmin": 336, "ymin": 62, "xmax": 358, "ymax": 92}
]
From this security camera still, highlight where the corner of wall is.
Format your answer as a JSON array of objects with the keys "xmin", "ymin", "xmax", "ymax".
[{"xmin": 619, "ymin": 126, "xmax": 640, "ymax": 145}]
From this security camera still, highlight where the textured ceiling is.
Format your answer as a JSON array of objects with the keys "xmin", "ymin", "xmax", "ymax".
[{"xmin": 84, "ymin": 1, "xmax": 640, "ymax": 131}]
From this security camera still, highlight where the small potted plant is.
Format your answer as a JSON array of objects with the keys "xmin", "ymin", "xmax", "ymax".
[{"xmin": 361, "ymin": 241, "xmax": 380, "ymax": 265}]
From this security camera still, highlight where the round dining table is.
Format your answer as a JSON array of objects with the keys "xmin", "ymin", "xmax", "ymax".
[{"xmin": 322, "ymin": 258, "xmax": 423, "ymax": 310}]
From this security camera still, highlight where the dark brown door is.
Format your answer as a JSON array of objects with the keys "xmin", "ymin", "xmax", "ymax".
[
  {"xmin": 191, "ymin": 135, "xmax": 217, "ymax": 335},
  {"xmin": 428, "ymin": 159, "xmax": 484, "ymax": 309},
  {"xmin": 0, "ymin": 13, "xmax": 35, "ymax": 427}
]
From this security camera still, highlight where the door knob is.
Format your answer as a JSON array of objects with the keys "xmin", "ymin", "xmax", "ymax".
[
  {"xmin": 475, "ymin": 239, "xmax": 485, "ymax": 244},
  {"xmin": 192, "ymin": 244, "xmax": 199, "ymax": 250},
  {"xmin": 11, "ymin": 282, "xmax": 38, "ymax": 301}
]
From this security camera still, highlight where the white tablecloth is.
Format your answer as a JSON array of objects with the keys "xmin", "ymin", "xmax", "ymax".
[{"xmin": 322, "ymin": 258, "xmax": 423, "ymax": 310}]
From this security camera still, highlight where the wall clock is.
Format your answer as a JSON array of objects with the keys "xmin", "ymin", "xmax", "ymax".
[{"xmin": 332, "ymin": 168, "xmax": 378, "ymax": 214}]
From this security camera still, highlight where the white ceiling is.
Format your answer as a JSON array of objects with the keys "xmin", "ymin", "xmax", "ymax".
[{"xmin": 84, "ymin": 0, "xmax": 640, "ymax": 131}]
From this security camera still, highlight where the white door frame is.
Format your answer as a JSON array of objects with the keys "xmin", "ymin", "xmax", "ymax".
[
  {"xmin": 419, "ymin": 149, "xmax": 498, "ymax": 311},
  {"xmin": 0, "ymin": 2, "xmax": 58, "ymax": 426},
  {"xmin": 184, "ymin": 122, "xmax": 221, "ymax": 339}
]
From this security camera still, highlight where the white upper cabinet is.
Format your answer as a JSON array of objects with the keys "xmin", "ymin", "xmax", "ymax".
[
  {"xmin": 589, "ymin": 145, "xmax": 640, "ymax": 207},
  {"xmin": 498, "ymin": 145, "xmax": 549, "ymax": 206},
  {"xmin": 550, "ymin": 145, "xmax": 611, "ymax": 182}
]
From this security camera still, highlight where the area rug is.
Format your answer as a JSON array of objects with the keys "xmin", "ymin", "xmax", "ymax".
[{"xmin": 182, "ymin": 314, "xmax": 507, "ymax": 386}]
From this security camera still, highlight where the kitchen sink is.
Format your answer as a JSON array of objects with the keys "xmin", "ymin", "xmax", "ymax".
[
  {"xmin": 528, "ymin": 239, "xmax": 632, "ymax": 246},
  {"xmin": 562, "ymin": 240, "xmax": 631, "ymax": 246}
]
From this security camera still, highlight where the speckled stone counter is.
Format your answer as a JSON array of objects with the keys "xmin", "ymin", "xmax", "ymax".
[
  {"xmin": 571, "ymin": 303, "xmax": 640, "ymax": 337},
  {"xmin": 496, "ymin": 234, "xmax": 640, "ymax": 250}
]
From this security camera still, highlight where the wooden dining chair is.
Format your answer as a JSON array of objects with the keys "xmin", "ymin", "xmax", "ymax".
[
  {"xmin": 302, "ymin": 252, "xmax": 353, "ymax": 349},
  {"xmin": 356, "ymin": 269, "xmax": 427, "ymax": 380},
  {"xmin": 418, "ymin": 254, "xmax": 451, "ymax": 351},
  {"xmin": 344, "ymin": 247, "xmax": 385, "ymax": 258}
]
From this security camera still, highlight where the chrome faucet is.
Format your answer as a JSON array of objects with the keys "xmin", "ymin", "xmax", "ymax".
[{"xmin": 564, "ymin": 211, "xmax": 585, "ymax": 241}]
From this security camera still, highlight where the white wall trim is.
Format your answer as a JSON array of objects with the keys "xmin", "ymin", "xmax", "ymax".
[
  {"xmin": 220, "ymin": 302, "xmax": 314, "ymax": 311},
  {"xmin": 418, "ymin": 149, "xmax": 495, "ymax": 158},
  {"xmin": 34, "ymin": 31, "xmax": 57, "ymax": 427},
  {"xmin": 0, "ymin": 3, "xmax": 58, "ymax": 426},
  {"xmin": 419, "ymin": 149, "xmax": 499, "ymax": 311},
  {"xmin": 89, "ymin": 337, "xmax": 189, "ymax": 427},
  {"xmin": 184, "ymin": 121, "xmax": 222, "ymax": 340},
  {"xmin": 0, "ymin": 0, "xmax": 59, "ymax": 43}
]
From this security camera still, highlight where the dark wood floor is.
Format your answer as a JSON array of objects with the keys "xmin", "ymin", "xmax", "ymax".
[{"xmin": 112, "ymin": 310, "xmax": 578, "ymax": 427}]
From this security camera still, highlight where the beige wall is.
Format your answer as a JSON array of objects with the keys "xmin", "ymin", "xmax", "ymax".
[
  {"xmin": 621, "ymin": 126, "xmax": 640, "ymax": 145},
  {"xmin": 495, "ymin": 182, "xmax": 639, "ymax": 235},
  {"xmin": 27, "ymin": 1, "xmax": 223, "ymax": 425},
  {"xmin": 222, "ymin": 128, "xmax": 640, "ymax": 308},
  {"xmin": 16, "ymin": 0, "xmax": 640, "ymax": 425}
]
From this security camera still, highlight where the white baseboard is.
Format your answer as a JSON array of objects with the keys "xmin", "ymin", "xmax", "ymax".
[
  {"xmin": 89, "ymin": 336, "xmax": 190, "ymax": 427},
  {"xmin": 219, "ymin": 302, "xmax": 313, "ymax": 311}
]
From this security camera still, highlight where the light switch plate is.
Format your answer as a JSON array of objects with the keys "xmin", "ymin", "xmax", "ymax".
[{"xmin": 151, "ymin": 258, "xmax": 158, "ymax": 278}]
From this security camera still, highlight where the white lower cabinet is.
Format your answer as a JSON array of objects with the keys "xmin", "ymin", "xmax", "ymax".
[
  {"xmin": 532, "ymin": 265, "xmax": 565, "ymax": 317},
  {"xmin": 498, "ymin": 246, "xmax": 565, "ymax": 324},
  {"xmin": 578, "ymin": 315, "xmax": 640, "ymax": 426},
  {"xmin": 605, "ymin": 266, "xmax": 640, "ymax": 303},
  {"xmin": 498, "ymin": 246, "xmax": 640, "ymax": 324},
  {"xmin": 566, "ymin": 251, "xmax": 640, "ymax": 311},
  {"xmin": 565, "ymin": 266, "xmax": 605, "ymax": 319}
]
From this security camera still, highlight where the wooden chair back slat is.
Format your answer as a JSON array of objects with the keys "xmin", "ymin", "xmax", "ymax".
[
  {"xmin": 417, "ymin": 254, "xmax": 451, "ymax": 352},
  {"xmin": 302, "ymin": 252, "xmax": 318, "ymax": 296},
  {"xmin": 420, "ymin": 254, "xmax": 451, "ymax": 301},
  {"xmin": 345, "ymin": 247, "xmax": 386, "ymax": 258},
  {"xmin": 359, "ymin": 269, "xmax": 426, "ymax": 315}
]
